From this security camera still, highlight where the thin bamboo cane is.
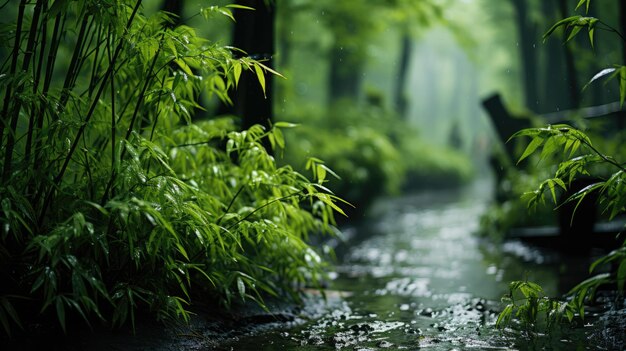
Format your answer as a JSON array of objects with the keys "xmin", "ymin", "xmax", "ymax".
[{"xmin": 39, "ymin": 0, "xmax": 143, "ymax": 225}]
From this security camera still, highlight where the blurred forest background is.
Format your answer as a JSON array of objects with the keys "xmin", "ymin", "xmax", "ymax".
[{"xmin": 161, "ymin": 0, "xmax": 624, "ymax": 216}]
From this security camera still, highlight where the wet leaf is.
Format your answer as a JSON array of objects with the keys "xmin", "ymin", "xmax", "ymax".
[
  {"xmin": 56, "ymin": 298, "xmax": 66, "ymax": 333},
  {"xmin": 584, "ymin": 67, "xmax": 616, "ymax": 90},
  {"xmin": 233, "ymin": 62, "xmax": 242, "ymax": 88},
  {"xmin": 225, "ymin": 4, "xmax": 255, "ymax": 10},
  {"xmin": 237, "ymin": 277, "xmax": 246, "ymax": 299},
  {"xmin": 274, "ymin": 121, "xmax": 298, "ymax": 128},
  {"xmin": 575, "ymin": 0, "xmax": 591, "ymax": 13},
  {"xmin": 254, "ymin": 63, "xmax": 266, "ymax": 98},
  {"xmin": 496, "ymin": 304, "xmax": 513, "ymax": 328},
  {"xmin": 566, "ymin": 24, "xmax": 583, "ymax": 43},
  {"xmin": 517, "ymin": 137, "xmax": 544, "ymax": 164},
  {"xmin": 543, "ymin": 16, "xmax": 580, "ymax": 41},
  {"xmin": 175, "ymin": 59, "xmax": 193, "ymax": 76}
]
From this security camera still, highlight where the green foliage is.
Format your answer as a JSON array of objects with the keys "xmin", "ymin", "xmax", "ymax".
[
  {"xmin": 496, "ymin": 280, "xmax": 574, "ymax": 330},
  {"xmin": 398, "ymin": 133, "xmax": 473, "ymax": 189},
  {"xmin": 497, "ymin": 0, "xmax": 626, "ymax": 330},
  {"xmin": 279, "ymin": 101, "xmax": 472, "ymax": 215},
  {"xmin": 497, "ymin": 125, "xmax": 626, "ymax": 329},
  {"xmin": 284, "ymin": 113, "xmax": 405, "ymax": 211},
  {"xmin": 0, "ymin": 0, "xmax": 340, "ymax": 335},
  {"xmin": 542, "ymin": 0, "xmax": 626, "ymax": 107},
  {"xmin": 511, "ymin": 124, "xmax": 626, "ymax": 218}
]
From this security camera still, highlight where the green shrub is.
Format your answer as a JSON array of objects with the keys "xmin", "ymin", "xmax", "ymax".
[
  {"xmin": 0, "ymin": 1, "xmax": 342, "ymax": 335},
  {"xmin": 495, "ymin": 0, "xmax": 626, "ymax": 330},
  {"xmin": 280, "ymin": 100, "xmax": 473, "ymax": 216}
]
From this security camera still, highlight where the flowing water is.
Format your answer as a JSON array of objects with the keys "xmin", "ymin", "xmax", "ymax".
[
  {"xmin": 74, "ymin": 180, "xmax": 620, "ymax": 351},
  {"xmin": 212, "ymin": 179, "xmax": 624, "ymax": 351}
]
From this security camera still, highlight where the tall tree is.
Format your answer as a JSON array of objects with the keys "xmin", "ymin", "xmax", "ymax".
[
  {"xmin": 557, "ymin": 0, "xmax": 581, "ymax": 108},
  {"xmin": 229, "ymin": 0, "xmax": 275, "ymax": 134},
  {"xmin": 389, "ymin": 0, "xmax": 442, "ymax": 119},
  {"xmin": 324, "ymin": 2, "xmax": 374, "ymax": 104},
  {"xmin": 621, "ymin": 0, "xmax": 626, "ymax": 63},
  {"xmin": 510, "ymin": 0, "xmax": 539, "ymax": 111}
]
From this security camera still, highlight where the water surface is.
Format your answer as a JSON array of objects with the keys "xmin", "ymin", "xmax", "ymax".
[{"xmin": 219, "ymin": 180, "xmax": 612, "ymax": 350}]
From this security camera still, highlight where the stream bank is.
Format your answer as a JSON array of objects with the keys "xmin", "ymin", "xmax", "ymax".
[{"xmin": 6, "ymin": 179, "xmax": 624, "ymax": 350}]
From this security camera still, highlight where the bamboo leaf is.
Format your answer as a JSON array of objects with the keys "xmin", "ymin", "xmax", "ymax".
[
  {"xmin": 584, "ymin": 67, "xmax": 617, "ymax": 90},
  {"xmin": 316, "ymin": 164, "xmax": 326, "ymax": 183},
  {"xmin": 233, "ymin": 62, "xmax": 242, "ymax": 88},
  {"xmin": 218, "ymin": 8, "xmax": 235, "ymax": 22},
  {"xmin": 547, "ymin": 180, "xmax": 558, "ymax": 204},
  {"xmin": 575, "ymin": 0, "xmax": 591, "ymax": 13},
  {"xmin": 254, "ymin": 61, "xmax": 286, "ymax": 79},
  {"xmin": 253, "ymin": 63, "xmax": 266, "ymax": 98},
  {"xmin": 236, "ymin": 277, "xmax": 246, "ymax": 300},
  {"xmin": 0, "ymin": 298, "xmax": 22, "ymax": 331},
  {"xmin": 225, "ymin": 4, "xmax": 255, "ymax": 10},
  {"xmin": 496, "ymin": 304, "xmax": 513, "ymax": 328},
  {"xmin": 587, "ymin": 18, "xmax": 598, "ymax": 48},
  {"xmin": 274, "ymin": 121, "xmax": 298, "ymax": 128},
  {"xmin": 566, "ymin": 24, "xmax": 583, "ymax": 43},
  {"xmin": 320, "ymin": 164, "xmax": 340, "ymax": 180},
  {"xmin": 273, "ymin": 127, "xmax": 285, "ymax": 149},
  {"xmin": 56, "ymin": 298, "xmax": 66, "ymax": 333},
  {"xmin": 175, "ymin": 242, "xmax": 189, "ymax": 260},
  {"xmin": 543, "ymin": 16, "xmax": 580, "ymax": 41},
  {"xmin": 175, "ymin": 58, "xmax": 193, "ymax": 76},
  {"xmin": 517, "ymin": 137, "xmax": 544, "ymax": 164}
]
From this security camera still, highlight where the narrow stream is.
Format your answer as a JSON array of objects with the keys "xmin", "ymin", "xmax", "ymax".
[{"xmin": 217, "ymin": 179, "xmax": 612, "ymax": 350}]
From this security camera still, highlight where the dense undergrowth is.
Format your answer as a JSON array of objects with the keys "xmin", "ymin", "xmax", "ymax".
[
  {"xmin": 279, "ymin": 100, "xmax": 473, "ymax": 217},
  {"xmin": 0, "ymin": 1, "xmax": 344, "ymax": 335}
]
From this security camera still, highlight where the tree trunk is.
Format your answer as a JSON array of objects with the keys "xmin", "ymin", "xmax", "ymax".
[
  {"xmin": 511, "ymin": 0, "xmax": 539, "ymax": 111},
  {"xmin": 621, "ymin": 0, "xmax": 626, "ymax": 64},
  {"xmin": 229, "ymin": 0, "xmax": 275, "ymax": 137},
  {"xmin": 558, "ymin": 0, "xmax": 580, "ymax": 108},
  {"xmin": 394, "ymin": 34, "xmax": 412, "ymax": 118},
  {"xmin": 540, "ymin": 0, "xmax": 568, "ymax": 112},
  {"xmin": 328, "ymin": 44, "xmax": 362, "ymax": 104}
]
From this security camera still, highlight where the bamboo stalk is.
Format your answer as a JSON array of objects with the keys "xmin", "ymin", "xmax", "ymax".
[
  {"xmin": 100, "ymin": 31, "xmax": 164, "ymax": 205},
  {"xmin": 26, "ymin": 1, "xmax": 49, "ymax": 165},
  {"xmin": 0, "ymin": 0, "xmax": 26, "ymax": 162},
  {"xmin": 58, "ymin": 15, "xmax": 91, "ymax": 110},
  {"xmin": 33, "ymin": 12, "xmax": 63, "ymax": 175},
  {"xmin": 2, "ymin": 0, "xmax": 44, "ymax": 181},
  {"xmin": 39, "ymin": 0, "xmax": 143, "ymax": 225},
  {"xmin": 108, "ymin": 27, "xmax": 116, "ymax": 200}
]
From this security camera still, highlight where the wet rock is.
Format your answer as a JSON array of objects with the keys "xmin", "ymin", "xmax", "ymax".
[
  {"xmin": 307, "ymin": 335, "xmax": 324, "ymax": 345},
  {"xmin": 349, "ymin": 323, "xmax": 374, "ymax": 334},
  {"xmin": 377, "ymin": 340, "xmax": 394, "ymax": 348},
  {"xmin": 419, "ymin": 308, "xmax": 433, "ymax": 317}
]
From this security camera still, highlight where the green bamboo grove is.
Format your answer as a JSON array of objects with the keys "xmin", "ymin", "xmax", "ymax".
[{"xmin": 0, "ymin": 0, "xmax": 344, "ymax": 334}]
